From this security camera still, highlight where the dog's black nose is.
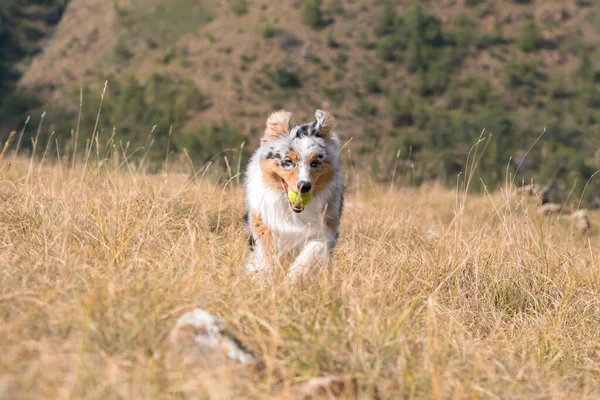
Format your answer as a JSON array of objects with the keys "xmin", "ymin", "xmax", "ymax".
[{"xmin": 297, "ymin": 181, "xmax": 312, "ymax": 193}]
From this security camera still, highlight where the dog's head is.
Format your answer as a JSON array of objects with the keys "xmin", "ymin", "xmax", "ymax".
[{"xmin": 259, "ymin": 109, "xmax": 340, "ymax": 213}]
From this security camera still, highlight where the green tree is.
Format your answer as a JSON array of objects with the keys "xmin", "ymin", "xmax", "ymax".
[
  {"xmin": 575, "ymin": 47, "xmax": 600, "ymax": 108},
  {"xmin": 518, "ymin": 15, "xmax": 541, "ymax": 52},
  {"xmin": 403, "ymin": 5, "xmax": 445, "ymax": 72},
  {"xmin": 451, "ymin": 13, "xmax": 477, "ymax": 52},
  {"xmin": 303, "ymin": 0, "xmax": 324, "ymax": 29},
  {"xmin": 503, "ymin": 58, "xmax": 538, "ymax": 88},
  {"xmin": 575, "ymin": 44, "xmax": 594, "ymax": 85},
  {"xmin": 231, "ymin": 0, "xmax": 248, "ymax": 16},
  {"xmin": 176, "ymin": 122, "xmax": 246, "ymax": 166},
  {"xmin": 0, "ymin": 0, "xmax": 68, "ymax": 135},
  {"xmin": 376, "ymin": 0, "xmax": 397, "ymax": 37}
]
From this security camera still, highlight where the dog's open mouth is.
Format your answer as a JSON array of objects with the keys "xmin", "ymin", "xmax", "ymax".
[{"xmin": 282, "ymin": 179, "xmax": 304, "ymax": 213}]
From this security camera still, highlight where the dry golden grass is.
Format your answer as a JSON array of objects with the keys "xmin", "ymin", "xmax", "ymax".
[{"xmin": 1, "ymin": 154, "xmax": 600, "ymax": 399}]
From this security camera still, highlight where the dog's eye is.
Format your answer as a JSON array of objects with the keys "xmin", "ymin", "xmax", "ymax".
[
  {"xmin": 310, "ymin": 160, "xmax": 320, "ymax": 169},
  {"xmin": 282, "ymin": 159, "xmax": 293, "ymax": 167}
]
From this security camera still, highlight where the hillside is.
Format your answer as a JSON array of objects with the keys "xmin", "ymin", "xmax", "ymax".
[
  {"xmin": 3, "ymin": 0, "xmax": 600, "ymax": 201},
  {"xmin": 0, "ymin": 0, "xmax": 68, "ymax": 124}
]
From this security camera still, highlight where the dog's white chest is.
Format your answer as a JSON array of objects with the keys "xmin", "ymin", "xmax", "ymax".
[{"xmin": 258, "ymin": 197, "xmax": 326, "ymax": 253}]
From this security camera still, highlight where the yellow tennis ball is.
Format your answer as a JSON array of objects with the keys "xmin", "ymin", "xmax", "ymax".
[{"xmin": 287, "ymin": 189, "xmax": 312, "ymax": 206}]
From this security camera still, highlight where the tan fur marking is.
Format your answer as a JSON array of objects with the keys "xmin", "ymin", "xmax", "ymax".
[
  {"xmin": 259, "ymin": 159, "xmax": 301, "ymax": 193},
  {"xmin": 311, "ymin": 162, "xmax": 334, "ymax": 196},
  {"xmin": 279, "ymin": 169, "xmax": 300, "ymax": 192},
  {"xmin": 316, "ymin": 110, "xmax": 335, "ymax": 141},
  {"xmin": 253, "ymin": 214, "xmax": 273, "ymax": 247},
  {"xmin": 288, "ymin": 151, "xmax": 297, "ymax": 162},
  {"xmin": 260, "ymin": 159, "xmax": 284, "ymax": 191},
  {"xmin": 263, "ymin": 110, "xmax": 293, "ymax": 141}
]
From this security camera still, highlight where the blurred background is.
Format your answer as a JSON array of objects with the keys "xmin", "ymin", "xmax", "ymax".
[{"xmin": 0, "ymin": 0, "xmax": 599, "ymax": 203}]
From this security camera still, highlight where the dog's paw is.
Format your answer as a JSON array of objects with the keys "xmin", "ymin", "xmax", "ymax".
[
  {"xmin": 286, "ymin": 267, "xmax": 304, "ymax": 283},
  {"xmin": 287, "ymin": 241, "xmax": 328, "ymax": 282},
  {"xmin": 244, "ymin": 263, "xmax": 273, "ymax": 286},
  {"xmin": 244, "ymin": 262, "xmax": 262, "ymax": 274}
]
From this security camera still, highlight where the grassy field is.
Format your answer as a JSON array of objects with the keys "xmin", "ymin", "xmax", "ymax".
[{"xmin": 1, "ymin": 149, "xmax": 600, "ymax": 399}]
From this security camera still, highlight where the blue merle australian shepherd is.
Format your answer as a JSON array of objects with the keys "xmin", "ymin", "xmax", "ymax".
[{"xmin": 243, "ymin": 109, "xmax": 343, "ymax": 282}]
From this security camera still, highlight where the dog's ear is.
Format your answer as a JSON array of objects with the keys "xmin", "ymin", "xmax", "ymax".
[
  {"xmin": 263, "ymin": 110, "xmax": 293, "ymax": 142},
  {"xmin": 315, "ymin": 109, "xmax": 335, "ymax": 140}
]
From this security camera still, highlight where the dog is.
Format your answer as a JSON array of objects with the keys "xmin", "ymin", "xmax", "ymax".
[{"xmin": 243, "ymin": 109, "xmax": 343, "ymax": 282}]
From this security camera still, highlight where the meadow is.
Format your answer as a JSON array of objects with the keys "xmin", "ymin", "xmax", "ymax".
[{"xmin": 1, "ymin": 141, "xmax": 600, "ymax": 399}]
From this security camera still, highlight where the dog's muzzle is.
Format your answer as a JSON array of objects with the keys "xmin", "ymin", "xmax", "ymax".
[{"xmin": 282, "ymin": 179, "xmax": 305, "ymax": 213}]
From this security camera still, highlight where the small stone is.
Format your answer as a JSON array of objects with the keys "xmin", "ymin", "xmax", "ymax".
[
  {"xmin": 426, "ymin": 229, "xmax": 439, "ymax": 241},
  {"xmin": 516, "ymin": 184, "xmax": 549, "ymax": 203},
  {"xmin": 540, "ymin": 203, "xmax": 568, "ymax": 216},
  {"xmin": 165, "ymin": 308, "xmax": 256, "ymax": 370},
  {"xmin": 291, "ymin": 376, "xmax": 358, "ymax": 399},
  {"xmin": 571, "ymin": 210, "xmax": 590, "ymax": 233}
]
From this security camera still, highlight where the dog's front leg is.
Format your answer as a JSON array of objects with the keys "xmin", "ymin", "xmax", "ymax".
[
  {"xmin": 245, "ymin": 242, "xmax": 276, "ymax": 285},
  {"xmin": 245, "ymin": 242, "xmax": 267, "ymax": 273},
  {"xmin": 287, "ymin": 240, "xmax": 328, "ymax": 282}
]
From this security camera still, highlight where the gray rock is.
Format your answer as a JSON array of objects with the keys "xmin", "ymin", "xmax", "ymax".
[
  {"xmin": 571, "ymin": 210, "xmax": 590, "ymax": 233},
  {"xmin": 291, "ymin": 376, "xmax": 360, "ymax": 399},
  {"xmin": 517, "ymin": 184, "xmax": 549, "ymax": 203},
  {"xmin": 165, "ymin": 308, "xmax": 256, "ymax": 370},
  {"xmin": 540, "ymin": 203, "xmax": 568, "ymax": 216}
]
